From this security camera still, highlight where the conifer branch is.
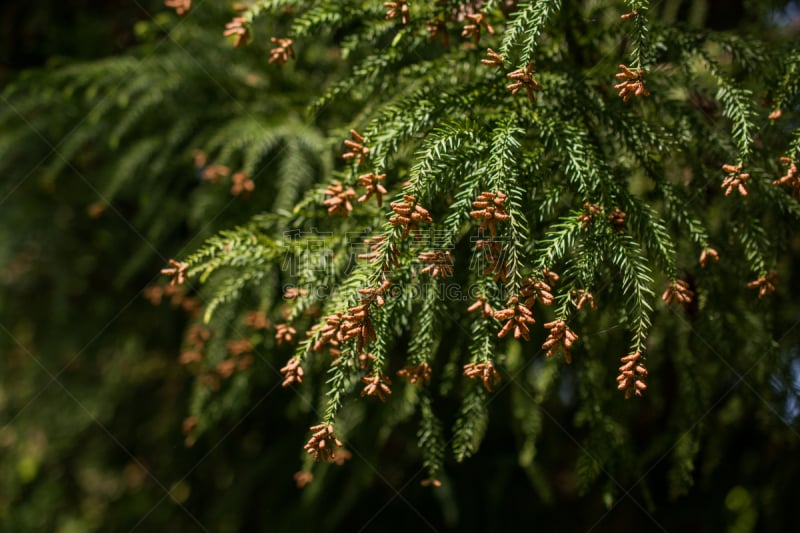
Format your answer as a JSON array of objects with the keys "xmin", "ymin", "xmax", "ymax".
[
  {"xmin": 501, "ymin": 0, "xmax": 562, "ymax": 67},
  {"xmin": 607, "ymin": 233, "xmax": 654, "ymax": 353},
  {"xmin": 418, "ymin": 393, "xmax": 446, "ymax": 485},
  {"xmin": 622, "ymin": 1, "xmax": 651, "ymax": 71}
]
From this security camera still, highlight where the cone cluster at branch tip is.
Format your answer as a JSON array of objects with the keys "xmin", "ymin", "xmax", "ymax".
[
  {"xmin": 304, "ymin": 424, "xmax": 343, "ymax": 462},
  {"xmin": 226, "ymin": 338, "xmax": 252, "ymax": 357},
  {"xmin": 280, "ymin": 357, "xmax": 304, "ymax": 387},
  {"xmin": 161, "ymin": 259, "xmax": 188, "ymax": 286},
  {"xmin": 269, "ymin": 37, "xmax": 294, "ymax": 65},
  {"xmin": 358, "ymin": 279, "xmax": 392, "ymax": 307},
  {"xmin": 615, "ymin": 64, "xmax": 650, "ymax": 101},
  {"xmin": 187, "ymin": 326, "xmax": 211, "ymax": 348},
  {"xmin": 747, "ymin": 271, "xmax": 778, "ymax": 299},
  {"xmin": 470, "ymin": 191, "xmax": 509, "ymax": 236},
  {"xmin": 495, "ymin": 296, "xmax": 536, "ymax": 341},
  {"xmin": 418, "ymin": 250, "xmax": 454, "ymax": 278},
  {"xmin": 507, "ymin": 64, "xmax": 542, "ymax": 103},
  {"xmin": 283, "ymin": 287, "xmax": 308, "ymax": 300},
  {"xmin": 384, "ymin": 1, "xmax": 409, "ymax": 25},
  {"xmin": 390, "ymin": 195, "xmax": 433, "ymax": 239},
  {"xmin": 662, "ymin": 280, "xmax": 694, "ymax": 307},
  {"xmin": 193, "ymin": 150, "xmax": 231, "ymax": 182},
  {"xmin": 481, "ymin": 48, "xmax": 504, "ymax": 67},
  {"xmin": 223, "ymin": 17, "xmax": 250, "ymax": 48},
  {"xmin": 467, "ymin": 295, "xmax": 494, "ymax": 318},
  {"xmin": 356, "ymin": 351, "xmax": 377, "ymax": 369},
  {"xmin": 244, "ymin": 310, "xmax": 270, "ymax": 329},
  {"xmin": 165, "ymin": 0, "xmax": 190, "ymax": 15},
  {"xmin": 341, "ymin": 303, "xmax": 376, "ymax": 353},
  {"xmin": 578, "ymin": 202, "xmax": 604, "ymax": 228},
  {"xmin": 721, "ymin": 163, "xmax": 750, "ymax": 196},
  {"xmin": 572, "ymin": 290, "xmax": 597, "ymax": 311},
  {"xmin": 462, "ymin": 12, "xmax": 495, "ymax": 44},
  {"xmin": 309, "ymin": 281, "xmax": 390, "ymax": 357},
  {"xmin": 397, "ymin": 363, "xmax": 432, "ymax": 388},
  {"xmin": 699, "ymin": 248, "xmax": 719, "ymax": 268},
  {"xmin": 361, "ymin": 373, "xmax": 393, "ymax": 401},
  {"xmin": 427, "ymin": 17, "xmax": 448, "ymax": 46},
  {"xmin": 294, "ymin": 471, "xmax": 313, "ymax": 488},
  {"xmin": 463, "ymin": 361, "xmax": 501, "ymax": 391},
  {"xmin": 617, "ymin": 351, "xmax": 648, "ymax": 399},
  {"xmin": 323, "ymin": 181, "xmax": 357, "ymax": 216},
  {"xmin": 311, "ymin": 312, "xmax": 345, "ymax": 352},
  {"xmin": 275, "ymin": 323, "xmax": 297, "ymax": 345},
  {"xmin": 231, "ymin": 171, "xmax": 254, "ymax": 196},
  {"xmin": 520, "ymin": 274, "xmax": 556, "ymax": 307},
  {"xmin": 213, "ymin": 338, "xmax": 254, "ymax": 379},
  {"xmin": 146, "ymin": 284, "xmax": 198, "ymax": 316},
  {"xmin": 357, "ymin": 173, "xmax": 388, "ymax": 206},
  {"xmin": 180, "ymin": 350, "xmax": 202, "ymax": 365},
  {"xmin": 542, "ymin": 320, "xmax": 579, "ymax": 364},
  {"xmin": 607, "ymin": 207, "xmax": 627, "ymax": 231},
  {"xmin": 182, "ymin": 416, "xmax": 197, "ymax": 435},
  {"xmin": 774, "ymin": 157, "xmax": 800, "ymax": 197},
  {"xmin": 329, "ymin": 449, "xmax": 352, "ymax": 466},
  {"xmin": 474, "ymin": 239, "xmax": 508, "ymax": 281},
  {"xmin": 342, "ymin": 129, "xmax": 370, "ymax": 165},
  {"xmin": 342, "ymin": 283, "xmax": 387, "ymax": 352}
]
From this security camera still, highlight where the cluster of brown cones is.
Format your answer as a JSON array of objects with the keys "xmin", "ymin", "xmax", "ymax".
[
  {"xmin": 304, "ymin": 424, "xmax": 344, "ymax": 462},
  {"xmin": 662, "ymin": 280, "xmax": 694, "ymax": 307},
  {"xmin": 343, "ymin": 129, "xmax": 370, "ymax": 165},
  {"xmin": 774, "ymin": 157, "xmax": 800, "ymax": 197},
  {"xmin": 323, "ymin": 181, "xmax": 357, "ymax": 217},
  {"xmin": 470, "ymin": 191, "xmax": 510, "ymax": 236},
  {"xmin": 616, "ymin": 352, "xmax": 648, "ymax": 399},
  {"xmin": 357, "ymin": 173, "xmax": 388, "ymax": 206},
  {"xmin": 280, "ymin": 357, "xmax": 304, "ymax": 387},
  {"xmin": 397, "ymin": 362, "xmax": 432, "ymax": 388},
  {"xmin": 463, "ymin": 361, "xmax": 501, "ymax": 391},
  {"xmin": 384, "ymin": 1, "xmax": 409, "ymax": 25},
  {"xmin": 494, "ymin": 296, "xmax": 536, "ymax": 341},
  {"xmin": 360, "ymin": 372, "xmax": 393, "ymax": 401},
  {"xmin": 541, "ymin": 320, "xmax": 579, "ymax": 364},
  {"xmin": 507, "ymin": 64, "xmax": 542, "ymax": 103},
  {"xmin": 721, "ymin": 163, "xmax": 750, "ymax": 196},
  {"xmin": 419, "ymin": 251, "xmax": 454, "ymax": 278},
  {"xmin": 389, "ymin": 195, "xmax": 433, "ymax": 239},
  {"xmin": 161, "ymin": 259, "xmax": 188, "ymax": 286},
  {"xmin": 747, "ymin": 271, "xmax": 778, "ymax": 299},
  {"xmin": 268, "ymin": 37, "xmax": 294, "ymax": 65},
  {"xmin": 614, "ymin": 64, "xmax": 650, "ymax": 102}
]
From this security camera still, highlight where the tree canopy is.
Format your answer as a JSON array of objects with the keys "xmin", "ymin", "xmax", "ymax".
[{"xmin": 1, "ymin": 0, "xmax": 799, "ymax": 531}]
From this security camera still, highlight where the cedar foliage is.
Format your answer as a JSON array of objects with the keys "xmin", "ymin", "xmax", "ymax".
[{"xmin": 2, "ymin": 0, "xmax": 800, "ymax": 531}]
